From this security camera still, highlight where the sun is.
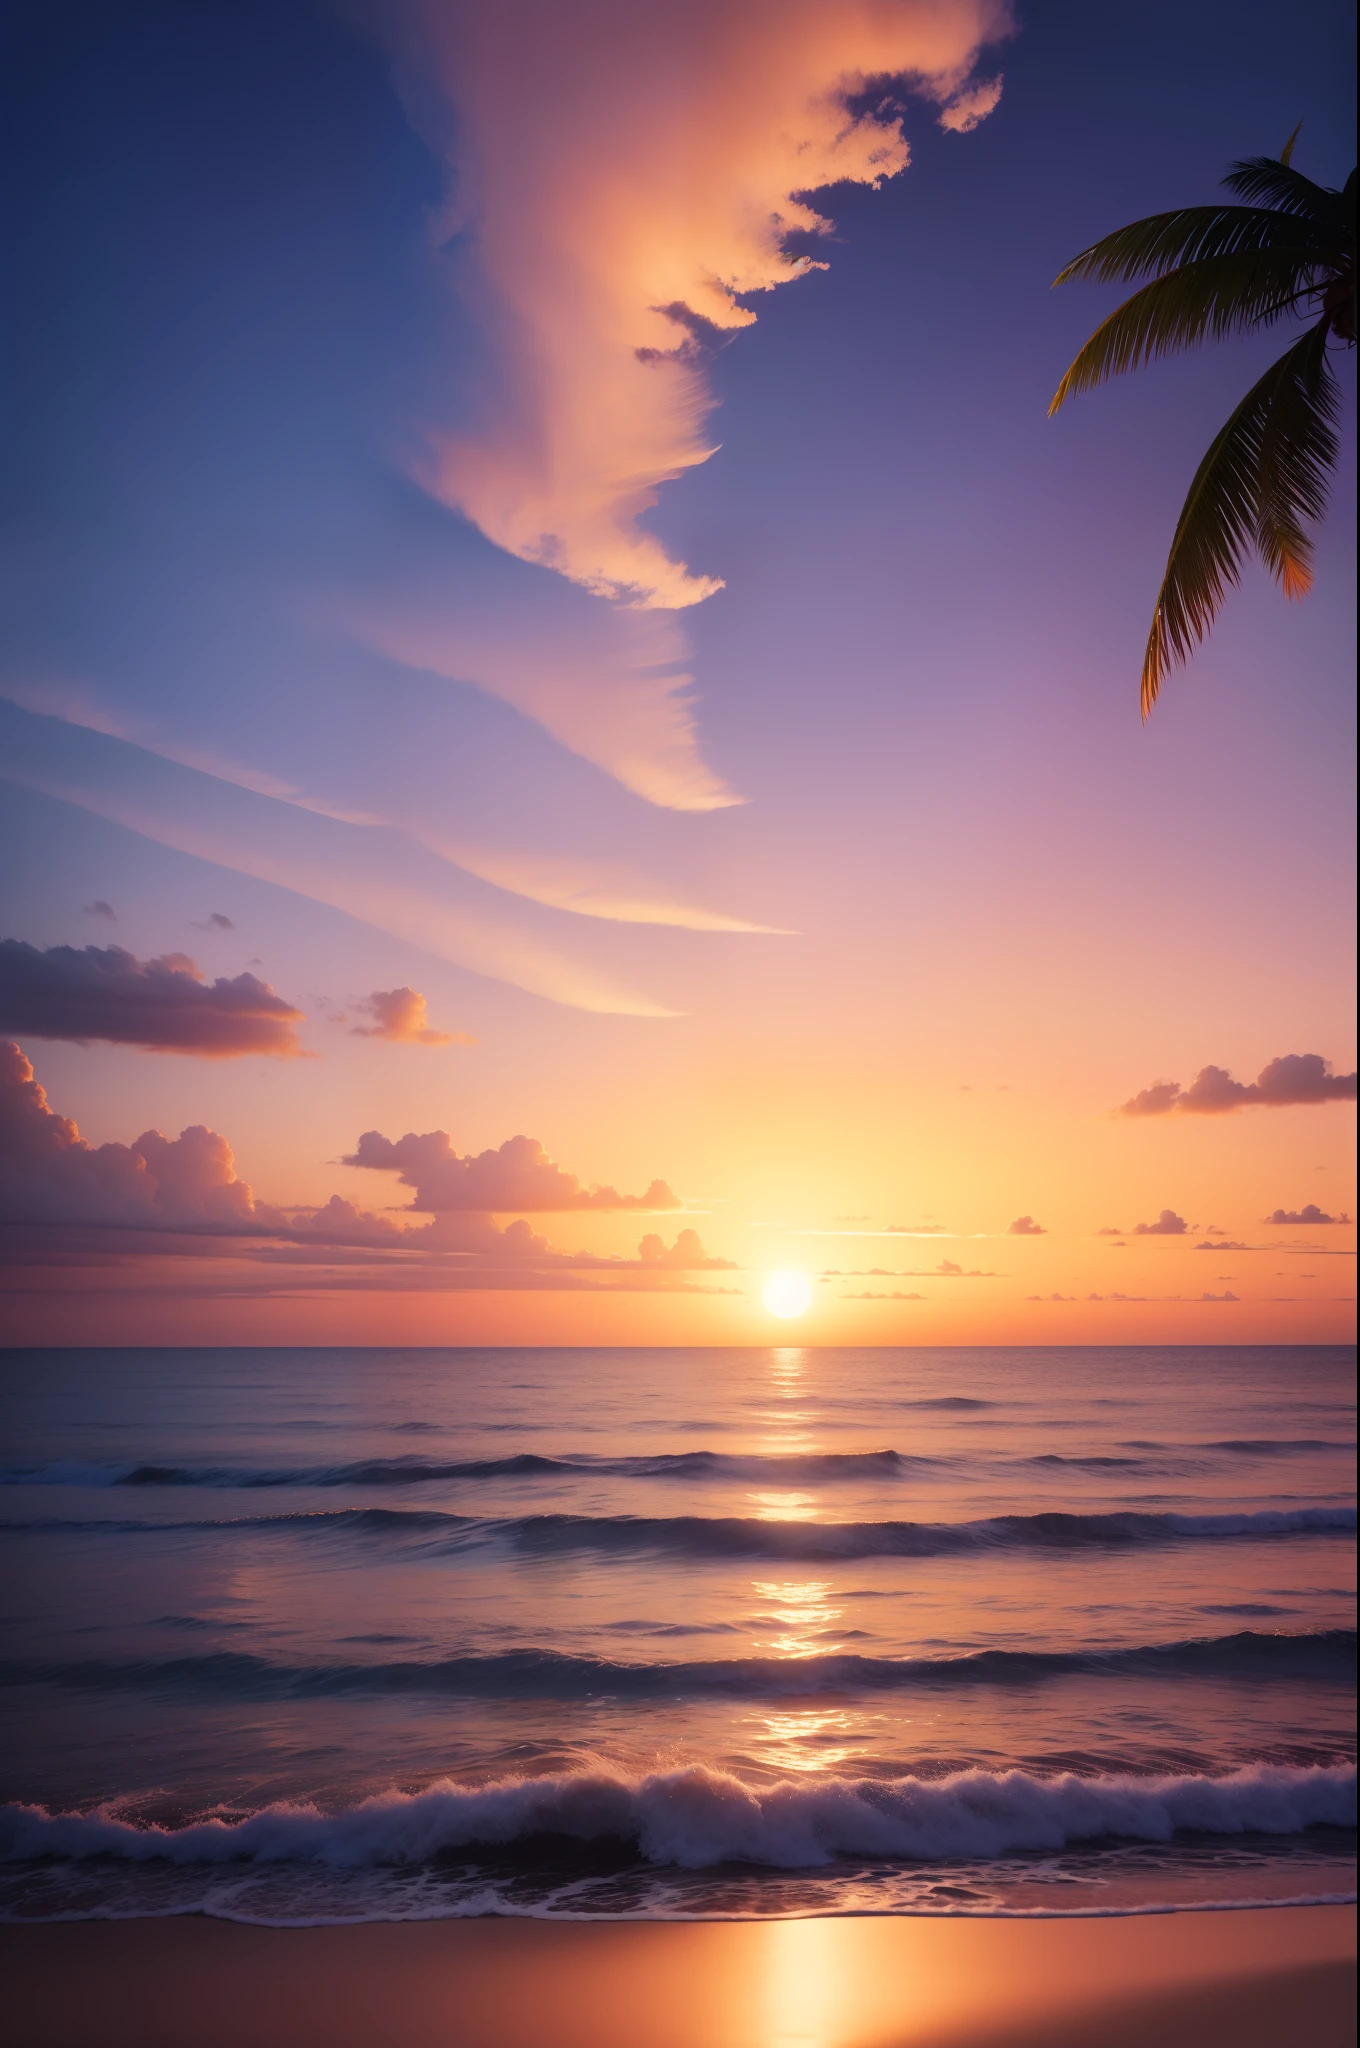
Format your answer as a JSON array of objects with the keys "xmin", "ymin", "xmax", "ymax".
[{"xmin": 763, "ymin": 1269, "xmax": 813, "ymax": 1319}]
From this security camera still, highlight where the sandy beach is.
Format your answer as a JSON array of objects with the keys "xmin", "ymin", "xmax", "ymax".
[{"xmin": 2, "ymin": 1904, "xmax": 1354, "ymax": 2048}]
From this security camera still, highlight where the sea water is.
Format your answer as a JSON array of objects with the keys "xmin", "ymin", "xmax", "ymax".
[{"xmin": 0, "ymin": 1344, "xmax": 1354, "ymax": 1923}]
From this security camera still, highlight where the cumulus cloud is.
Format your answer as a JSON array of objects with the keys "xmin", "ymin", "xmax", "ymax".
[
  {"xmin": 1132, "ymin": 1209, "xmax": 1187, "ymax": 1236},
  {"xmin": 364, "ymin": 0, "xmax": 1010, "ymax": 608},
  {"xmin": 349, "ymin": 988, "xmax": 472, "ymax": 1047},
  {"xmin": 0, "ymin": 1041, "xmax": 272, "ymax": 1228},
  {"xmin": 344, "ymin": 1128, "xmax": 679, "ymax": 1214},
  {"xmin": 637, "ymin": 1228, "xmax": 734, "ymax": 1269},
  {"xmin": 84, "ymin": 901, "xmax": 115, "ymax": 920},
  {"xmin": 0, "ymin": 940, "xmax": 303, "ymax": 1057},
  {"xmin": 1119, "ymin": 1055, "xmax": 1357, "ymax": 1117},
  {"xmin": 1006, "ymin": 1214, "xmax": 1046, "ymax": 1235},
  {"xmin": 192, "ymin": 912, "xmax": 235, "ymax": 931},
  {"xmin": 0, "ymin": 1049, "xmax": 725, "ymax": 1293},
  {"xmin": 1265, "ymin": 1204, "xmax": 1351, "ymax": 1226},
  {"xmin": 1195, "ymin": 1240, "xmax": 1251, "ymax": 1252}
]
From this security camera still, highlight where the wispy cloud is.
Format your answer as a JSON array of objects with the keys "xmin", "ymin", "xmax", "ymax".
[
  {"xmin": 364, "ymin": 0, "xmax": 1010, "ymax": 608},
  {"xmin": 0, "ymin": 698, "xmax": 678, "ymax": 1016}
]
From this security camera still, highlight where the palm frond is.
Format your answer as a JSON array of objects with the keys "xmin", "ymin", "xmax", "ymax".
[
  {"xmin": 1054, "ymin": 203, "xmax": 1317, "ymax": 286},
  {"xmin": 1221, "ymin": 156, "xmax": 1334, "ymax": 215},
  {"xmin": 1049, "ymin": 251, "xmax": 1323, "ymax": 413},
  {"xmin": 1255, "ymin": 318, "xmax": 1341, "ymax": 598},
  {"xmin": 1141, "ymin": 329, "xmax": 1341, "ymax": 715},
  {"xmin": 1279, "ymin": 122, "xmax": 1302, "ymax": 168}
]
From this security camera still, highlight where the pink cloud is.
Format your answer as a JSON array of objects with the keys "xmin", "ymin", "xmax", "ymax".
[
  {"xmin": 0, "ymin": 1050, "xmax": 725, "ymax": 1295},
  {"xmin": 1119, "ymin": 1054, "xmax": 1357, "ymax": 1117},
  {"xmin": 364, "ymin": 0, "xmax": 1011, "ymax": 607},
  {"xmin": 1006, "ymin": 1214, "xmax": 1046, "ymax": 1235},
  {"xmin": 349, "ymin": 987, "xmax": 472, "ymax": 1047},
  {"xmin": 1131, "ymin": 1209, "xmax": 1187, "ymax": 1236},
  {"xmin": 0, "ymin": 1041, "xmax": 271, "ymax": 1228},
  {"xmin": 344, "ymin": 1128, "xmax": 679, "ymax": 1214},
  {"xmin": 0, "ymin": 940, "xmax": 302, "ymax": 1057},
  {"xmin": 638, "ymin": 1227, "xmax": 734, "ymax": 1269},
  {"xmin": 1265, "ymin": 1204, "xmax": 1351, "ymax": 1226}
]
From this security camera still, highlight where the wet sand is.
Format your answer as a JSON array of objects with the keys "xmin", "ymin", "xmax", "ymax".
[{"xmin": 2, "ymin": 1903, "xmax": 1354, "ymax": 2047}]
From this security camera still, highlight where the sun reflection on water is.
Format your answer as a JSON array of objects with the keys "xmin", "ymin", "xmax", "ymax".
[
  {"xmin": 746, "ymin": 1705, "xmax": 867, "ymax": 1775},
  {"xmin": 752, "ymin": 1577, "xmax": 843, "ymax": 1656}
]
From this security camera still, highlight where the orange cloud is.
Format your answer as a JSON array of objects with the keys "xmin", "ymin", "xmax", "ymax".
[
  {"xmin": 344, "ymin": 1128, "xmax": 679, "ymax": 1214},
  {"xmin": 368, "ymin": 0, "xmax": 1011, "ymax": 607},
  {"xmin": 349, "ymin": 987, "xmax": 472, "ymax": 1046}
]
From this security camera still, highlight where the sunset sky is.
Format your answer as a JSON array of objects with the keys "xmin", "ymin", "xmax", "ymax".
[{"xmin": 1, "ymin": 0, "xmax": 1354, "ymax": 1345}]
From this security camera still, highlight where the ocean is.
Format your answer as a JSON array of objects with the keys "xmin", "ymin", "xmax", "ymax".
[{"xmin": 0, "ymin": 1344, "xmax": 1354, "ymax": 1925}]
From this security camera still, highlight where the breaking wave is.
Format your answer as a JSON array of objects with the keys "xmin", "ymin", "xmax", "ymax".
[{"xmin": 3, "ymin": 1760, "xmax": 1352, "ymax": 1876}]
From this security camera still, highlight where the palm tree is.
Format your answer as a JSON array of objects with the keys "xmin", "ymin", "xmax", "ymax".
[{"xmin": 1049, "ymin": 131, "xmax": 1356, "ymax": 716}]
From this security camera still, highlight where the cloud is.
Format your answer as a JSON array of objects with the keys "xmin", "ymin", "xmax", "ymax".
[
  {"xmin": 1006, "ymin": 1214, "xmax": 1045, "ymax": 1235},
  {"xmin": 1131, "ymin": 1209, "xmax": 1187, "ymax": 1236},
  {"xmin": 0, "ymin": 1049, "xmax": 723, "ymax": 1293},
  {"xmin": 1195, "ymin": 1240, "xmax": 1251, "ymax": 1252},
  {"xmin": 349, "ymin": 988, "xmax": 472, "ymax": 1047},
  {"xmin": 820, "ymin": 1261, "xmax": 998, "ymax": 1278},
  {"xmin": 1096, "ymin": 1227, "xmax": 1125, "ymax": 1237},
  {"xmin": 0, "ymin": 1041, "xmax": 272, "ymax": 1228},
  {"xmin": 432, "ymin": 845, "xmax": 787, "ymax": 931},
  {"xmin": 0, "ymin": 940, "xmax": 303, "ymax": 1057},
  {"xmin": 1265, "ymin": 1205, "xmax": 1351, "ymax": 1226},
  {"xmin": 637, "ymin": 1228, "xmax": 734, "ymax": 1270},
  {"xmin": 2, "ymin": 699, "xmax": 679, "ymax": 1015},
  {"xmin": 192, "ymin": 912, "xmax": 235, "ymax": 931},
  {"xmin": 842, "ymin": 1290, "xmax": 926, "ymax": 1300},
  {"xmin": 84, "ymin": 901, "xmax": 115, "ymax": 920},
  {"xmin": 1119, "ymin": 1055, "xmax": 1358, "ymax": 1117},
  {"xmin": 362, "ymin": 0, "xmax": 1010, "ymax": 609},
  {"xmin": 937, "ymin": 74, "xmax": 1003, "ymax": 131},
  {"xmin": 344, "ymin": 1128, "xmax": 679, "ymax": 1213}
]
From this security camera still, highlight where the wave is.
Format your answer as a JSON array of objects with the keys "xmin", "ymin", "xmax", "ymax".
[
  {"xmin": 4, "ymin": 1503, "xmax": 1354, "ymax": 1558},
  {"xmin": 2, "ymin": 1760, "xmax": 1352, "ymax": 1876},
  {"xmin": 2, "ymin": 1630, "xmax": 1352, "ymax": 1703},
  {"xmin": 0, "ymin": 1449, "xmax": 932, "ymax": 1490},
  {"xmin": 5, "ymin": 1439, "xmax": 1350, "ymax": 1494}
]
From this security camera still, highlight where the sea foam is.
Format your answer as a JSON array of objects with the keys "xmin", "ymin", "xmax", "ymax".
[{"xmin": 2, "ymin": 1761, "xmax": 1352, "ymax": 1875}]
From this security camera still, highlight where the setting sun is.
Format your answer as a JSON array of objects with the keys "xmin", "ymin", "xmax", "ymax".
[{"xmin": 762, "ymin": 1269, "xmax": 813, "ymax": 1319}]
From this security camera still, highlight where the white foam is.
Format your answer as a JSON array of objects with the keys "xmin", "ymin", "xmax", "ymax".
[{"xmin": 3, "ymin": 1761, "xmax": 1353, "ymax": 1874}]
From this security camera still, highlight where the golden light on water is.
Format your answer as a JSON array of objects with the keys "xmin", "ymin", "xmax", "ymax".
[{"xmin": 763, "ymin": 1270, "xmax": 812, "ymax": 1318}]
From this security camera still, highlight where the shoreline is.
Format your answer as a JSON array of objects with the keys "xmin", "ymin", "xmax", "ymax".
[{"xmin": 2, "ymin": 1901, "xmax": 1354, "ymax": 2047}]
